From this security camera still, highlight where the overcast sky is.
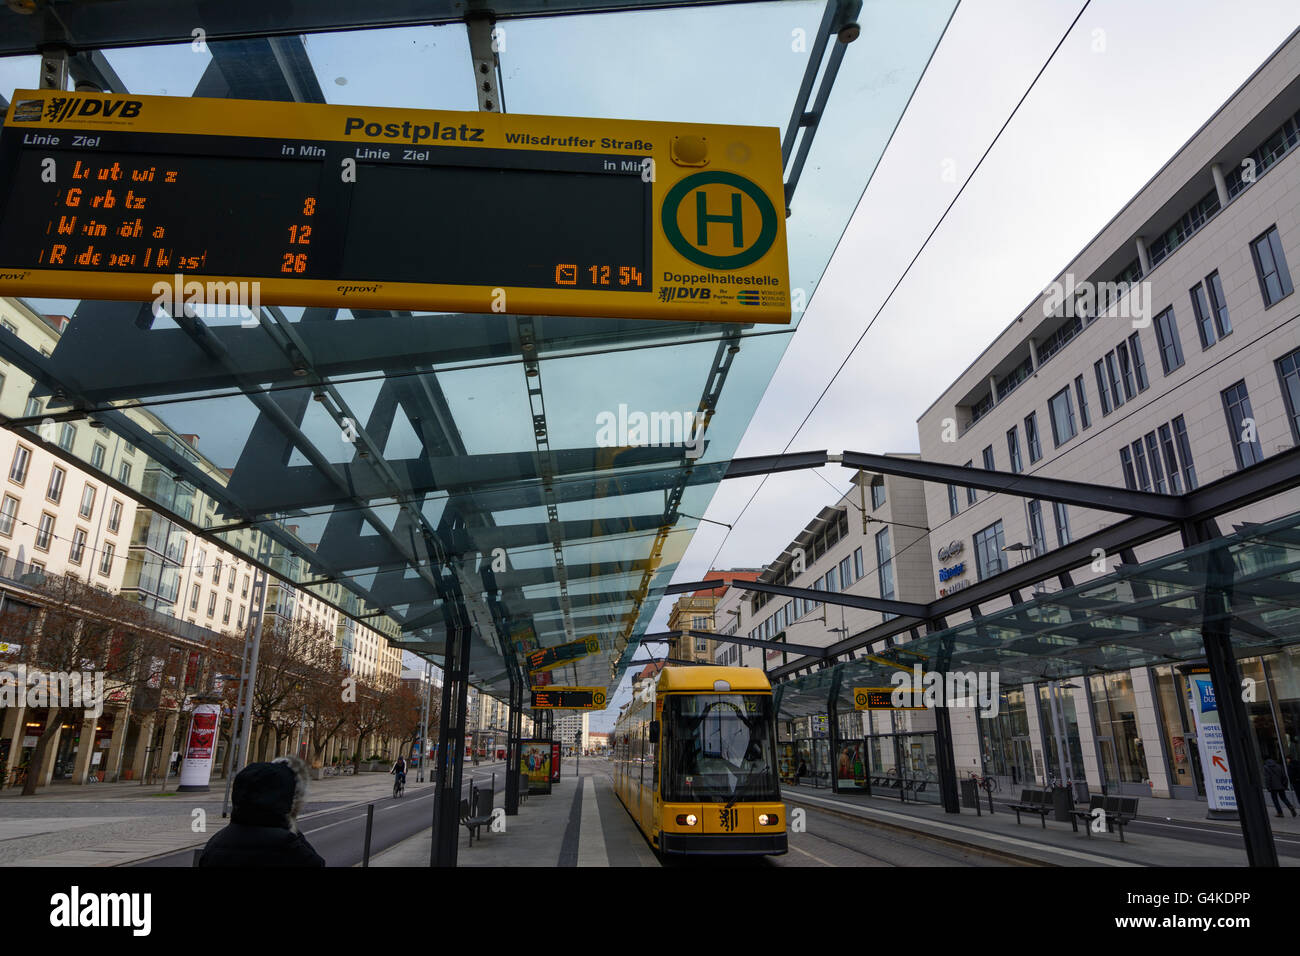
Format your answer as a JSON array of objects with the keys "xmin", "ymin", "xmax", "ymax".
[{"xmin": 600, "ymin": 0, "xmax": 1300, "ymax": 730}]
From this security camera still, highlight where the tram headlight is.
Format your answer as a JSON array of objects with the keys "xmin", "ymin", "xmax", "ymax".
[
  {"xmin": 758, "ymin": 813, "xmax": 780, "ymax": 826},
  {"xmin": 675, "ymin": 814, "xmax": 698, "ymax": 826}
]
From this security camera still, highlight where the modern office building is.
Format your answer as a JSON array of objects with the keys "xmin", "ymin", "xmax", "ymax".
[{"xmin": 910, "ymin": 28, "xmax": 1300, "ymax": 799}]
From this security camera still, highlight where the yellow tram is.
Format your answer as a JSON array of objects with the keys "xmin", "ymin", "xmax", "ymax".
[{"xmin": 613, "ymin": 665, "xmax": 787, "ymax": 857}]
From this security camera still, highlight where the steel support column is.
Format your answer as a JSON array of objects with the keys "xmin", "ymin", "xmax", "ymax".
[
  {"xmin": 430, "ymin": 621, "xmax": 473, "ymax": 867},
  {"xmin": 927, "ymin": 617, "xmax": 961, "ymax": 814},
  {"xmin": 1184, "ymin": 520, "xmax": 1277, "ymax": 866},
  {"xmin": 504, "ymin": 676, "xmax": 523, "ymax": 815},
  {"xmin": 827, "ymin": 666, "xmax": 843, "ymax": 794}
]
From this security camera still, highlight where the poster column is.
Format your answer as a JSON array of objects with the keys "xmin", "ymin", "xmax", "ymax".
[
  {"xmin": 1188, "ymin": 672, "xmax": 1237, "ymax": 815},
  {"xmin": 177, "ymin": 700, "xmax": 222, "ymax": 792}
]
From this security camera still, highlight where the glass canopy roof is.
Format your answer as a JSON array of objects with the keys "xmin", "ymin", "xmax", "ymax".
[
  {"xmin": 0, "ymin": 0, "xmax": 958, "ymax": 701},
  {"xmin": 776, "ymin": 509, "xmax": 1300, "ymax": 717}
]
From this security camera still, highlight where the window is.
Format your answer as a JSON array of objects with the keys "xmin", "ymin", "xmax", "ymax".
[
  {"xmin": 1222, "ymin": 380, "xmax": 1263, "ymax": 469},
  {"xmin": 124, "ymin": 441, "xmax": 136, "ymax": 457},
  {"xmin": 107, "ymin": 499, "xmax": 122, "ymax": 533},
  {"xmin": 1153, "ymin": 308, "xmax": 1185, "ymax": 374},
  {"xmin": 870, "ymin": 481, "xmax": 885, "ymax": 510},
  {"xmin": 1006, "ymin": 427, "xmax": 1023, "ymax": 474},
  {"xmin": 981, "ymin": 445, "xmax": 995, "ymax": 472},
  {"xmin": 875, "ymin": 528, "xmax": 894, "ymax": 602},
  {"xmin": 1094, "ymin": 361, "xmax": 1112, "ymax": 416},
  {"xmin": 24, "ymin": 396, "xmax": 42, "ymax": 418},
  {"xmin": 1278, "ymin": 347, "xmax": 1300, "ymax": 445},
  {"xmin": 70, "ymin": 528, "xmax": 87, "ymax": 564},
  {"xmin": 947, "ymin": 484, "xmax": 959, "ymax": 517},
  {"xmin": 9, "ymin": 445, "xmax": 30, "ymax": 484},
  {"xmin": 1026, "ymin": 500, "xmax": 1046, "ymax": 557},
  {"xmin": 1074, "ymin": 376, "xmax": 1091, "ymax": 429},
  {"xmin": 1120, "ymin": 446, "xmax": 1136, "ymax": 491},
  {"xmin": 1131, "ymin": 439, "xmax": 1151, "ymax": 491},
  {"xmin": 1128, "ymin": 333, "xmax": 1149, "ymax": 391},
  {"xmin": 853, "ymin": 546, "xmax": 864, "ymax": 580},
  {"xmin": 973, "ymin": 521, "xmax": 1005, "ymax": 581},
  {"xmin": 1173, "ymin": 415, "xmax": 1197, "ymax": 490},
  {"xmin": 228, "ymin": 567, "xmax": 236, "ymax": 591},
  {"xmin": 1158, "ymin": 423, "xmax": 1183, "ymax": 494},
  {"xmin": 90, "ymin": 442, "xmax": 105, "ymax": 470},
  {"xmin": 241, "ymin": 576, "xmax": 249, "ymax": 598},
  {"xmin": 1048, "ymin": 388, "xmax": 1076, "ymax": 447},
  {"xmin": 1251, "ymin": 225, "xmax": 1293, "ymax": 306},
  {"xmin": 223, "ymin": 599, "xmax": 232, "ymax": 625},
  {"xmin": 214, "ymin": 558, "xmax": 223, "ymax": 581},
  {"xmin": 118, "ymin": 462, "xmax": 132, "ymax": 484},
  {"xmin": 1144, "ymin": 432, "xmax": 1166, "ymax": 493},
  {"xmin": 824, "ymin": 567, "xmax": 838, "ymax": 593},
  {"xmin": 839, "ymin": 555, "xmax": 852, "ymax": 587},
  {"xmin": 1190, "ymin": 282, "xmax": 1216, "ymax": 349},
  {"xmin": 1116, "ymin": 342, "xmax": 1137, "ymax": 400},
  {"xmin": 964, "ymin": 462, "xmax": 976, "ymax": 505},
  {"xmin": 0, "ymin": 495, "xmax": 16, "ymax": 537},
  {"xmin": 196, "ymin": 549, "xmax": 206, "ymax": 576},
  {"xmin": 46, "ymin": 465, "xmax": 65, "ymax": 503},
  {"xmin": 1104, "ymin": 351, "xmax": 1125, "ymax": 408},
  {"xmin": 58, "ymin": 423, "xmax": 75, "ymax": 451},
  {"xmin": 189, "ymin": 583, "xmax": 200, "ymax": 611},
  {"xmin": 99, "ymin": 542, "xmax": 114, "ymax": 576},
  {"xmin": 1052, "ymin": 502, "xmax": 1071, "ymax": 546},
  {"xmin": 1024, "ymin": 412, "xmax": 1042, "ymax": 463},
  {"xmin": 79, "ymin": 483, "xmax": 95, "ymax": 518},
  {"xmin": 34, "ymin": 513, "xmax": 54, "ymax": 550},
  {"xmin": 1206, "ymin": 271, "xmax": 1231, "ymax": 337},
  {"xmin": 207, "ymin": 592, "xmax": 217, "ymax": 616}
]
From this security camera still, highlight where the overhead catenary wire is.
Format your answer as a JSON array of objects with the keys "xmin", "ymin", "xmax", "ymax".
[{"xmin": 703, "ymin": 0, "xmax": 1095, "ymax": 577}]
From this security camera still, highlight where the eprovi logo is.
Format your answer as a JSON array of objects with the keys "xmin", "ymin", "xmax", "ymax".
[{"xmin": 661, "ymin": 171, "xmax": 778, "ymax": 270}]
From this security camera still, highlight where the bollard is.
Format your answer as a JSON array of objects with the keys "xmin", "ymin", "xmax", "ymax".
[
  {"xmin": 362, "ymin": 803, "xmax": 374, "ymax": 868},
  {"xmin": 491, "ymin": 771, "xmax": 495, "ymax": 797}
]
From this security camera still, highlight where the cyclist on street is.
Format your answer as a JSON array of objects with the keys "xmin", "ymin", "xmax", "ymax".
[{"xmin": 391, "ymin": 756, "xmax": 407, "ymax": 795}]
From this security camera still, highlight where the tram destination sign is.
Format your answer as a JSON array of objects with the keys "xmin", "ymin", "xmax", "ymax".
[
  {"xmin": 0, "ymin": 90, "xmax": 791, "ymax": 323},
  {"xmin": 531, "ymin": 687, "xmax": 608, "ymax": 710},
  {"xmin": 852, "ymin": 686, "xmax": 926, "ymax": 711}
]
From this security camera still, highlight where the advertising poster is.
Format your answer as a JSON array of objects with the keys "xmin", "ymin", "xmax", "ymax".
[
  {"xmin": 521, "ymin": 740, "xmax": 552, "ymax": 794},
  {"xmin": 177, "ymin": 702, "xmax": 222, "ymax": 792},
  {"xmin": 778, "ymin": 743, "xmax": 796, "ymax": 785},
  {"xmin": 551, "ymin": 741, "xmax": 561, "ymax": 783},
  {"xmin": 837, "ymin": 741, "xmax": 866, "ymax": 789},
  {"xmin": 1188, "ymin": 672, "xmax": 1236, "ymax": 812}
]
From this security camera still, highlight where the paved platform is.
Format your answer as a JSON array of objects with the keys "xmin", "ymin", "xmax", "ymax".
[
  {"xmin": 781, "ymin": 783, "xmax": 1300, "ymax": 867},
  {"xmin": 369, "ymin": 762, "xmax": 657, "ymax": 867}
]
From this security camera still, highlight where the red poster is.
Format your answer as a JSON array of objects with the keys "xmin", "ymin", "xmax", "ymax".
[
  {"xmin": 185, "ymin": 711, "xmax": 218, "ymax": 759},
  {"xmin": 551, "ymin": 741, "xmax": 561, "ymax": 783}
]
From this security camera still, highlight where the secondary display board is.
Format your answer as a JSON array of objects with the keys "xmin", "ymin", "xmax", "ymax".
[
  {"xmin": 531, "ymin": 687, "xmax": 608, "ymax": 710},
  {"xmin": 0, "ymin": 90, "xmax": 791, "ymax": 323}
]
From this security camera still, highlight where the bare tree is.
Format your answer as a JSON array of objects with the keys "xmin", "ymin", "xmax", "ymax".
[{"xmin": 0, "ymin": 571, "xmax": 162, "ymax": 794}]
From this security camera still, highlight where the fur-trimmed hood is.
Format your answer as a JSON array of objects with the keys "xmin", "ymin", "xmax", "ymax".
[{"xmin": 230, "ymin": 755, "xmax": 311, "ymax": 832}]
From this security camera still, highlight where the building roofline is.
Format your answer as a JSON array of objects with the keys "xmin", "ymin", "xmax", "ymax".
[{"xmin": 916, "ymin": 24, "xmax": 1300, "ymax": 422}]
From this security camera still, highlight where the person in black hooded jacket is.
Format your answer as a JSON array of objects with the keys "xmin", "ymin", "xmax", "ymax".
[{"xmin": 199, "ymin": 755, "xmax": 326, "ymax": 867}]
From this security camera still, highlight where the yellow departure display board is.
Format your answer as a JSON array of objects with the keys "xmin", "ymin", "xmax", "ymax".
[
  {"xmin": 853, "ymin": 687, "xmax": 927, "ymax": 711},
  {"xmin": 531, "ymin": 687, "xmax": 608, "ymax": 710},
  {"xmin": 0, "ymin": 90, "xmax": 791, "ymax": 323}
]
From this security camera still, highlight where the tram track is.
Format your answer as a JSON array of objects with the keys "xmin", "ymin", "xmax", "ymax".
[{"xmin": 777, "ymin": 805, "xmax": 1019, "ymax": 867}]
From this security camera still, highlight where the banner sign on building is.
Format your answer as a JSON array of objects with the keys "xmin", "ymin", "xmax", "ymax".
[
  {"xmin": 527, "ymin": 635, "xmax": 601, "ymax": 676},
  {"xmin": 1188, "ymin": 671, "xmax": 1236, "ymax": 812}
]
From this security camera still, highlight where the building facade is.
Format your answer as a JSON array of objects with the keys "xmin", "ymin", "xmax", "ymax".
[{"xmin": 910, "ymin": 29, "xmax": 1300, "ymax": 800}]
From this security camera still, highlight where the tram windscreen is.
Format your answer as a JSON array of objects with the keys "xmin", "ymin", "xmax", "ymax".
[{"xmin": 662, "ymin": 695, "xmax": 779, "ymax": 803}]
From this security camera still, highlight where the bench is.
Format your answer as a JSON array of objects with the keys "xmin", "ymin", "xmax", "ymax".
[
  {"xmin": 1007, "ymin": 788, "xmax": 1053, "ymax": 827},
  {"xmin": 1071, "ymin": 794, "xmax": 1139, "ymax": 842},
  {"xmin": 460, "ymin": 786, "xmax": 495, "ymax": 846}
]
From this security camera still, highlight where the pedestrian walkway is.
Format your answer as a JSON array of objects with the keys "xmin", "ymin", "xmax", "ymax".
[
  {"xmin": 783, "ymin": 783, "xmax": 1300, "ymax": 866},
  {"xmin": 369, "ymin": 765, "xmax": 657, "ymax": 867}
]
